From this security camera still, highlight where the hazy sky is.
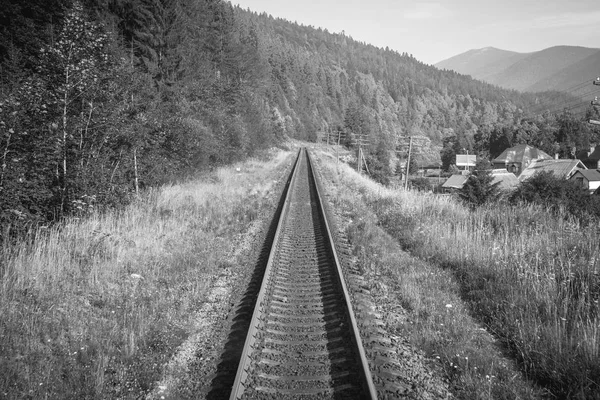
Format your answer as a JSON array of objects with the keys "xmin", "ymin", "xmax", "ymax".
[{"xmin": 232, "ymin": 0, "xmax": 600, "ymax": 65}]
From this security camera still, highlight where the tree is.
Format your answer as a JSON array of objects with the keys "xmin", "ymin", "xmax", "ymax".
[
  {"xmin": 366, "ymin": 139, "xmax": 391, "ymax": 185},
  {"xmin": 408, "ymin": 153, "xmax": 419, "ymax": 174},
  {"xmin": 343, "ymin": 103, "xmax": 371, "ymax": 147},
  {"xmin": 39, "ymin": 1, "xmax": 112, "ymax": 214},
  {"xmin": 458, "ymin": 159, "xmax": 500, "ymax": 208},
  {"xmin": 510, "ymin": 171, "xmax": 600, "ymax": 224},
  {"xmin": 440, "ymin": 133, "xmax": 472, "ymax": 171}
]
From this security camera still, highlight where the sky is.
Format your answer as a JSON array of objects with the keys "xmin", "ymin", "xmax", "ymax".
[{"xmin": 232, "ymin": 0, "xmax": 600, "ymax": 65}]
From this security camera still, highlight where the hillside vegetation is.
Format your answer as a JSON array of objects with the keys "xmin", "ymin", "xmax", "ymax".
[
  {"xmin": 0, "ymin": 0, "xmax": 580, "ymax": 236},
  {"xmin": 317, "ymin": 145, "xmax": 600, "ymax": 398}
]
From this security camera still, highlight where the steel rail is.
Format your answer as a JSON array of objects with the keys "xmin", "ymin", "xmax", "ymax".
[
  {"xmin": 228, "ymin": 148, "xmax": 303, "ymax": 400},
  {"xmin": 228, "ymin": 147, "xmax": 377, "ymax": 399},
  {"xmin": 306, "ymin": 149, "xmax": 378, "ymax": 399}
]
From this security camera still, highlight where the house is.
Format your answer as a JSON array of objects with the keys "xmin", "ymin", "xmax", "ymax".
[
  {"xmin": 423, "ymin": 164, "xmax": 442, "ymax": 177},
  {"xmin": 456, "ymin": 154, "xmax": 476, "ymax": 170},
  {"xmin": 518, "ymin": 159, "xmax": 586, "ymax": 182},
  {"xmin": 490, "ymin": 169, "xmax": 520, "ymax": 192},
  {"xmin": 569, "ymin": 169, "xmax": 600, "ymax": 193},
  {"xmin": 492, "ymin": 144, "xmax": 553, "ymax": 176},
  {"xmin": 441, "ymin": 174, "xmax": 469, "ymax": 192}
]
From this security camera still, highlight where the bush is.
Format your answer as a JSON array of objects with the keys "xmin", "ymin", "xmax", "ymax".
[
  {"xmin": 410, "ymin": 177, "xmax": 432, "ymax": 191},
  {"xmin": 510, "ymin": 171, "xmax": 600, "ymax": 224}
]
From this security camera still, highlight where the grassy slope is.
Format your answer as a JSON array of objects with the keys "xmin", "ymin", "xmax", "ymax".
[
  {"xmin": 314, "ymin": 145, "xmax": 599, "ymax": 399},
  {"xmin": 0, "ymin": 148, "xmax": 294, "ymax": 398}
]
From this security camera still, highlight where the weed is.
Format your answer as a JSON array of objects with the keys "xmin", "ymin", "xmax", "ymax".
[
  {"xmin": 316, "ymin": 147, "xmax": 595, "ymax": 398},
  {"xmin": 0, "ymin": 149, "xmax": 293, "ymax": 398}
]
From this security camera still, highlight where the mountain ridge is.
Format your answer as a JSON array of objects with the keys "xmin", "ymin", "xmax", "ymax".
[{"xmin": 436, "ymin": 45, "xmax": 600, "ymax": 93}]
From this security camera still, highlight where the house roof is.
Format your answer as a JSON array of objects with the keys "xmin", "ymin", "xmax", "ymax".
[
  {"xmin": 456, "ymin": 154, "xmax": 476, "ymax": 167},
  {"xmin": 490, "ymin": 169, "xmax": 520, "ymax": 191},
  {"xmin": 492, "ymin": 144, "xmax": 553, "ymax": 164},
  {"xmin": 441, "ymin": 174, "xmax": 469, "ymax": 189},
  {"xmin": 570, "ymin": 169, "xmax": 600, "ymax": 181},
  {"xmin": 518, "ymin": 159, "xmax": 586, "ymax": 182}
]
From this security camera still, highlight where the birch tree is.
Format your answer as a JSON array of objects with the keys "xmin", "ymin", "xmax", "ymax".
[{"xmin": 39, "ymin": 1, "xmax": 110, "ymax": 214}]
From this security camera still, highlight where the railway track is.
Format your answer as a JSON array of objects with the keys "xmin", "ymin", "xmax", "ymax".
[{"xmin": 229, "ymin": 148, "xmax": 377, "ymax": 399}]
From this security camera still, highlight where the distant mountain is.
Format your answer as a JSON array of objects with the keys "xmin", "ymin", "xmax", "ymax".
[
  {"xmin": 436, "ymin": 45, "xmax": 600, "ymax": 93},
  {"xmin": 526, "ymin": 50, "xmax": 600, "ymax": 94},
  {"xmin": 436, "ymin": 47, "xmax": 529, "ymax": 81}
]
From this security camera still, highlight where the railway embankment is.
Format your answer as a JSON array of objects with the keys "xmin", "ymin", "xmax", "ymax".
[
  {"xmin": 313, "ymin": 144, "xmax": 599, "ymax": 399},
  {"xmin": 0, "ymin": 146, "xmax": 296, "ymax": 399}
]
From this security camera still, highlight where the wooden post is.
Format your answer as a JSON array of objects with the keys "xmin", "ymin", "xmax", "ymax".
[
  {"xmin": 336, "ymin": 129, "xmax": 340, "ymax": 164},
  {"xmin": 133, "ymin": 147, "xmax": 139, "ymax": 196},
  {"xmin": 362, "ymin": 149, "xmax": 371, "ymax": 176},
  {"xmin": 404, "ymin": 136, "xmax": 413, "ymax": 190}
]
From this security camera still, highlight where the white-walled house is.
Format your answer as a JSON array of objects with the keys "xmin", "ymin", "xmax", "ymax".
[{"xmin": 569, "ymin": 170, "xmax": 600, "ymax": 194}]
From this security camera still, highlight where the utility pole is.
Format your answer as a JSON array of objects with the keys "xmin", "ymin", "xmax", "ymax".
[
  {"xmin": 352, "ymin": 133, "xmax": 369, "ymax": 175},
  {"xmin": 404, "ymin": 136, "xmax": 413, "ymax": 190},
  {"xmin": 396, "ymin": 135, "xmax": 428, "ymax": 190},
  {"xmin": 589, "ymin": 78, "xmax": 600, "ymax": 126}
]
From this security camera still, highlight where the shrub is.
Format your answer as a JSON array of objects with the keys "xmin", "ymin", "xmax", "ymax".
[
  {"xmin": 510, "ymin": 171, "xmax": 600, "ymax": 224},
  {"xmin": 410, "ymin": 177, "xmax": 432, "ymax": 191}
]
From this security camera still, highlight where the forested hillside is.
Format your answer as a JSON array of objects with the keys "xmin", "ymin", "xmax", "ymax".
[{"xmin": 0, "ymin": 0, "xmax": 595, "ymax": 236}]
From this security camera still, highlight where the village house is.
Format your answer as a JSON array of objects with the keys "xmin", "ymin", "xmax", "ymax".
[
  {"xmin": 569, "ymin": 169, "xmax": 600, "ymax": 194},
  {"xmin": 490, "ymin": 169, "xmax": 520, "ymax": 192},
  {"xmin": 441, "ymin": 174, "xmax": 468, "ymax": 192},
  {"xmin": 518, "ymin": 158, "xmax": 586, "ymax": 181},
  {"xmin": 492, "ymin": 144, "xmax": 553, "ymax": 176}
]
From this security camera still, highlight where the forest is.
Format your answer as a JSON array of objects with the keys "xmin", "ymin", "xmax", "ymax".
[{"xmin": 1, "ymin": 0, "xmax": 599, "ymax": 238}]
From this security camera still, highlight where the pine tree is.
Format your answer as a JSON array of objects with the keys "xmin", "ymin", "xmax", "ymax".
[{"xmin": 458, "ymin": 160, "xmax": 500, "ymax": 208}]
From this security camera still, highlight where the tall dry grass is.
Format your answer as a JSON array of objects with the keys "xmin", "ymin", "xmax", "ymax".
[
  {"xmin": 0, "ymin": 149, "xmax": 293, "ymax": 398},
  {"xmin": 317, "ymin": 149, "xmax": 599, "ymax": 398}
]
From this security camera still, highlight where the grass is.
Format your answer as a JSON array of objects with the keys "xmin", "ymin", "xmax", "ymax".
[
  {"xmin": 315, "ymin": 146, "xmax": 600, "ymax": 399},
  {"xmin": 0, "ymin": 148, "xmax": 294, "ymax": 399}
]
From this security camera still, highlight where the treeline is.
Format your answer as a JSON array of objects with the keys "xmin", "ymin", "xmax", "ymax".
[
  {"xmin": 0, "ymin": 0, "xmax": 276, "ymax": 236},
  {"xmin": 439, "ymin": 110, "xmax": 600, "ymax": 171},
  {"xmin": 0, "ymin": 0, "xmax": 587, "ymax": 236},
  {"xmin": 233, "ymin": 8, "xmax": 590, "ymax": 169}
]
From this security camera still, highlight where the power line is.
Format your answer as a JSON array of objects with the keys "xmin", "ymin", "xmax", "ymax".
[
  {"xmin": 587, "ymin": 77, "xmax": 600, "ymax": 127},
  {"xmin": 540, "ymin": 86, "xmax": 600, "ymax": 116},
  {"xmin": 528, "ymin": 77, "xmax": 600, "ymax": 116}
]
